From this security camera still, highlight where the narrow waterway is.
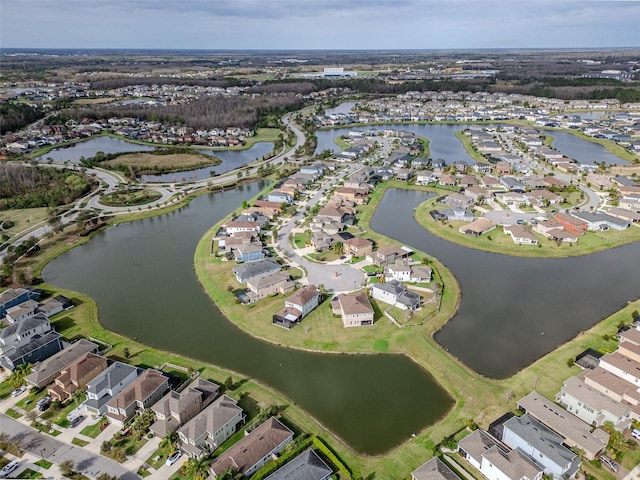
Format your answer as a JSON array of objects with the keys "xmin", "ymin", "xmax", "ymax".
[
  {"xmin": 42, "ymin": 182, "xmax": 453, "ymax": 454},
  {"xmin": 371, "ymin": 188, "xmax": 640, "ymax": 378}
]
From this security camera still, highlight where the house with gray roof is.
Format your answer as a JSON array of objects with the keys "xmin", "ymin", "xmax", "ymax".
[
  {"xmin": 518, "ymin": 391, "xmax": 608, "ymax": 460},
  {"xmin": 481, "ymin": 445, "xmax": 543, "ymax": 480},
  {"xmin": 502, "ymin": 414, "xmax": 581, "ymax": 479},
  {"xmin": 264, "ymin": 448, "xmax": 332, "ymax": 480},
  {"xmin": 0, "ymin": 287, "xmax": 40, "ymax": 318},
  {"xmin": 371, "ymin": 280, "xmax": 421, "ymax": 311},
  {"xmin": 25, "ymin": 338, "xmax": 98, "ymax": 389},
  {"xmin": 0, "ymin": 313, "xmax": 52, "ymax": 356},
  {"xmin": 570, "ymin": 211, "xmax": 630, "ymax": 231},
  {"xmin": 84, "ymin": 361, "xmax": 141, "ymax": 415},
  {"xmin": 233, "ymin": 259, "xmax": 282, "ymax": 284},
  {"xmin": 500, "ymin": 177, "xmax": 526, "ymax": 192},
  {"xmin": 411, "ymin": 457, "xmax": 461, "ymax": 480},
  {"xmin": 556, "ymin": 376, "xmax": 632, "ymax": 432},
  {"xmin": 0, "ymin": 330, "xmax": 64, "ymax": 371},
  {"xmin": 5, "ymin": 299, "xmax": 40, "ymax": 324}
]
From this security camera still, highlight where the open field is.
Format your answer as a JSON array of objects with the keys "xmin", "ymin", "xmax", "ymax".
[
  {"xmin": 72, "ymin": 97, "xmax": 119, "ymax": 105},
  {"xmin": 414, "ymin": 194, "xmax": 640, "ymax": 258},
  {"xmin": 0, "ymin": 207, "xmax": 49, "ymax": 237},
  {"xmin": 103, "ymin": 152, "xmax": 219, "ymax": 172},
  {"xmin": 611, "ymin": 164, "xmax": 640, "ymax": 176}
]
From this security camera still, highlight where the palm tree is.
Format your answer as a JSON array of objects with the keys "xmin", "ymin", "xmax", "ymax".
[
  {"xmin": 10, "ymin": 362, "xmax": 32, "ymax": 389},
  {"xmin": 71, "ymin": 388, "xmax": 85, "ymax": 408},
  {"xmin": 160, "ymin": 430, "xmax": 178, "ymax": 455},
  {"xmin": 183, "ymin": 455, "xmax": 213, "ymax": 480}
]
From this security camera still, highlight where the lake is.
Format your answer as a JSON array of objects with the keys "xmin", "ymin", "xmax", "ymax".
[
  {"xmin": 371, "ymin": 188, "xmax": 640, "ymax": 378},
  {"xmin": 42, "ymin": 181, "xmax": 453, "ymax": 454}
]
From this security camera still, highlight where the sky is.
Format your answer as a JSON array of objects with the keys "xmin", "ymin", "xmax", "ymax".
[{"xmin": 1, "ymin": 0, "xmax": 639, "ymax": 50}]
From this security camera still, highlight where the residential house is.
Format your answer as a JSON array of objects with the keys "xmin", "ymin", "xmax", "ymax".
[
  {"xmin": 606, "ymin": 207, "xmax": 640, "ymax": 224},
  {"xmin": 619, "ymin": 327, "xmax": 640, "ymax": 362},
  {"xmin": 178, "ymin": 394, "xmax": 245, "ymax": 459},
  {"xmin": 0, "ymin": 287, "xmax": 40, "ymax": 318},
  {"xmin": 439, "ymin": 174, "xmax": 457, "ymax": 187},
  {"xmin": 582, "ymin": 367, "xmax": 640, "ymax": 421},
  {"xmin": 458, "ymin": 430, "xmax": 543, "ymax": 480},
  {"xmin": 503, "ymin": 225, "xmax": 539, "ymax": 245},
  {"xmin": 333, "ymin": 187, "xmax": 368, "ymax": 205},
  {"xmin": 367, "ymin": 245, "xmax": 411, "ymax": 266},
  {"xmin": 35, "ymin": 295, "xmax": 74, "ymax": 318},
  {"xmin": 523, "ymin": 190, "xmax": 562, "ymax": 207},
  {"xmin": 150, "ymin": 378, "xmax": 220, "ymax": 438},
  {"xmin": 246, "ymin": 271, "xmax": 294, "ymax": 301},
  {"xmin": 25, "ymin": 339, "xmax": 98, "ymax": 389},
  {"xmin": 225, "ymin": 221, "xmax": 262, "ymax": 236},
  {"xmin": 554, "ymin": 213, "xmax": 588, "ymax": 236},
  {"xmin": 209, "ymin": 417, "xmax": 294, "ymax": 478},
  {"xmin": 619, "ymin": 194, "xmax": 640, "ymax": 211},
  {"xmin": 48, "ymin": 353, "xmax": 108, "ymax": 402},
  {"xmin": 442, "ymin": 193, "xmax": 474, "ymax": 209},
  {"xmin": 411, "ymin": 457, "xmax": 461, "ymax": 480},
  {"xmin": 384, "ymin": 260, "xmax": 431, "ymax": 283},
  {"xmin": 371, "ymin": 280, "xmax": 421, "ymax": 311},
  {"xmin": 235, "ymin": 245, "xmax": 265, "ymax": 263},
  {"xmin": 84, "ymin": 362, "xmax": 141, "ymax": 416},
  {"xmin": 502, "ymin": 414, "xmax": 581, "ymax": 479},
  {"xmin": 332, "ymin": 292, "xmax": 375, "ymax": 327},
  {"xmin": 459, "ymin": 218, "xmax": 497, "ymax": 237},
  {"xmin": 416, "ymin": 172, "xmax": 437, "ymax": 185},
  {"xmin": 586, "ymin": 173, "xmax": 613, "ymax": 190},
  {"xmin": 542, "ymin": 176, "xmax": 569, "ymax": 189},
  {"xmin": 570, "ymin": 211, "xmax": 630, "ymax": 231},
  {"xmin": 556, "ymin": 376, "xmax": 632, "ymax": 431},
  {"xmin": 344, "ymin": 237, "xmax": 374, "ymax": 257},
  {"xmin": 462, "ymin": 186, "xmax": 486, "ymax": 203},
  {"xmin": 480, "ymin": 176, "xmax": 501, "ymax": 189},
  {"xmin": 532, "ymin": 219, "xmax": 578, "ymax": 243},
  {"xmin": 267, "ymin": 191, "xmax": 293, "ymax": 204},
  {"xmin": 5, "ymin": 299, "xmax": 40, "ymax": 324},
  {"xmin": 0, "ymin": 313, "xmax": 52, "ymax": 356},
  {"xmin": 0, "ymin": 330, "xmax": 64, "ymax": 372},
  {"xmin": 495, "ymin": 162, "xmax": 513, "ymax": 175},
  {"xmin": 458, "ymin": 175, "xmax": 477, "ymax": 188},
  {"xmin": 105, "ymin": 369, "xmax": 169, "ymax": 427},
  {"xmin": 233, "ymin": 259, "xmax": 282, "ymax": 284},
  {"xmin": 500, "ymin": 177, "xmax": 526, "ymax": 192},
  {"xmin": 264, "ymin": 448, "xmax": 332, "ymax": 480},
  {"xmin": 272, "ymin": 285, "xmax": 320, "ymax": 329},
  {"xmin": 599, "ymin": 351, "xmax": 640, "ymax": 385},
  {"xmin": 518, "ymin": 391, "xmax": 608, "ymax": 460}
]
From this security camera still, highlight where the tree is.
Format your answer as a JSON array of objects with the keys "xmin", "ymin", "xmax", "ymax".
[
  {"xmin": 160, "ymin": 430, "xmax": 178, "ymax": 455},
  {"xmin": 183, "ymin": 456, "xmax": 213, "ymax": 480},
  {"xmin": 59, "ymin": 459, "xmax": 76, "ymax": 477},
  {"xmin": 123, "ymin": 347, "xmax": 131, "ymax": 359},
  {"xmin": 10, "ymin": 362, "xmax": 32, "ymax": 389},
  {"xmin": 224, "ymin": 376, "xmax": 234, "ymax": 391},
  {"xmin": 97, "ymin": 474, "xmax": 118, "ymax": 480},
  {"xmin": 72, "ymin": 388, "xmax": 85, "ymax": 408},
  {"xmin": 26, "ymin": 410, "xmax": 39, "ymax": 425}
]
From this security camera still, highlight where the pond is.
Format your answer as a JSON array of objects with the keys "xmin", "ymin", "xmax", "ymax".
[
  {"xmin": 42, "ymin": 181, "xmax": 453, "ymax": 454},
  {"xmin": 371, "ymin": 188, "xmax": 640, "ymax": 379},
  {"xmin": 545, "ymin": 130, "xmax": 628, "ymax": 166},
  {"xmin": 36, "ymin": 136, "xmax": 154, "ymax": 163}
]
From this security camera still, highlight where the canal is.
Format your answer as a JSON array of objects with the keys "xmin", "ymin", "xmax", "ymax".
[
  {"xmin": 42, "ymin": 181, "xmax": 453, "ymax": 454},
  {"xmin": 371, "ymin": 188, "xmax": 640, "ymax": 378}
]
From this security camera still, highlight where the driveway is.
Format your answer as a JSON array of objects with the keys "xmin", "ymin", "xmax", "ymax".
[{"xmin": 0, "ymin": 414, "xmax": 140, "ymax": 479}]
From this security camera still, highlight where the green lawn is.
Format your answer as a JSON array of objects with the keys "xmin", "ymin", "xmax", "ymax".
[
  {"xmin": 15, "ymin": 388, "xmax": 48, "ymax": 411},
  {"xmin": 0, "ymin": 207, "xmax": 49, "ymax": 237},
  {"xmin": 145, "ymin": 446, "xmax": 171, "ymax": 470},
  {"xmin": 6, "ymin": 408, "xmax": 22, "ymax": 419},
  {"xmin": 292, "ymin": 232, "xmax": 309, "ymax": 248},
  {"xmin": 34, "ymin": 460, "xmax": 52, "ymax": 470},
  {"xmin": 40, "ymin": 397, "xmax": 83, "ymax": 428},
  {"xmin": 71, "ymin": 437, "xmax": 89, "ymax": 447},
  {"xmin": 33, "ymin": 421, "xmax": 62, "ymax": 436},
  {"xmin": 79, "ymin": 417, "xmax": 108, "ymax": 438},
  {"xmin": 16, "ymin": 469, "xmax": 44, "ymax": 479}
]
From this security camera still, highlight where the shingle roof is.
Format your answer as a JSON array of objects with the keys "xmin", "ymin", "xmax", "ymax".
[
  {"xmin": 178, "ymin": 394, "xmax": 242, "ymax": 443},
  {"xmin": 264, "ymin": 448, "xmax": 332, "ymax": 480},
  {"xmin": 411, "ymin": 457, "xmax": 461, "ymax": 480},
  {"xmin": 482, "ymin": 445, "xmax": 542, "ymax": 480},
  {"xmin": 25, "ymin": 339, "xmax": 98, "ymax": 387},
  {"xmin": 338, "ymin": 292, "xmax": 374, "ymax": 316}
]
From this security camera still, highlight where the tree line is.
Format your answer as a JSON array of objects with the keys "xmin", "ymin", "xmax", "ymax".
[{"xmin": 0, "ymin": 102, "xmax": 45, "ymax": 134}]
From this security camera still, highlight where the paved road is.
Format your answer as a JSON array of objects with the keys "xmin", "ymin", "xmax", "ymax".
[
  {"xmin": 276, "ymin": 164, "xmax": 366, "ymax": 293},
  {"xmin": 0, "ymin": 414, "xmax": 140, "ymax": 479}
]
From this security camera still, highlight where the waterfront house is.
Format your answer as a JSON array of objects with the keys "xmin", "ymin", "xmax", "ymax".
[
  {"xmin": 344, "ymin": 237, "xmax": 374, "ymax": 257},
  {"xmin": 411, "ymin": 457, "xmax": 461, "ymax": 480},
  {"xmin": 84, "ymin": 362, "xmax": 140, "ymax": 416},
  {"xmin": 370, "ymin": 280, "xmax": 421, "ymax": 311},
  {"xmin": 25, "ymin": 338, "xmax": 98, "ymax": 389},
  {"xmin": 332, "ymin": 292, "xmax": 374, "ymax": 327},
  {"xmin": 150, "ymin": 377, "xmax": 220, "ymax": 438},
  {"xmin": 459, "ymin": 218, "xmax": 497, "ymax": 237},
  {"xmin": 0, "ymin": 330, "xmax": 64, "ymax": 372},
  {"xmin": 264, "ymin": 448, "xmax": 332, "ymax": 480},
  {"xmin": 106, "ymin": 369, "xmax": 169, "ymax": 427},
  {"xmin": 554, "ymin": 213, "xmax": 588, "ymax": 236},
  {"xmin": 367, "ymin": 245, "xmax": 411, "ymax": 266},
  {"xmin": 267, "ymin": 191, "xmax": 293, "ymax": 204},
  {"xmin": 503, "ymin": 225, "xmax": 539, "ymax": 245},
  {"xmin": 246, "ymin": 271, "xmax": 294, "ymax": 301},
  {"xmin": 209, "ymin": 417, "xmax": 293, "ymax": 478},
  {"xmin": 272, "ymin": 285, "xmax": 320, "ymax": 329},
  {"xmin": 235, "ymin": 244, "xmax": 265, "ymax": 263},
  {"xmin": 0, "ymin": 313, "xmax": 52, "ymax": 356},
  {"xmin": 5, "ymin": 299, "xmax": 40, "ymax": 324},
  {"xmin": 0, "ymin": 287, "xmax": 40, "ymax": 318},
  {"xmin": 178, "ymin": 394, "xmax": 245, "ymax": 459},
  {"xmin": 233, "ymin": 259, "xmax": 282, "ymax": 284}
]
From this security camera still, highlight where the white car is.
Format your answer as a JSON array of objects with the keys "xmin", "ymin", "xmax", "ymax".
[
  {"xmin": 10, "ymin": 387, "xmax": 26, "ymax": 397},
  {"xmin": 0, "ymin": 460, "xmax": 19, "ymax": 479},
  {"xmin": 165, "ymin": 451, "xmax": 181, "ymax": 466}
]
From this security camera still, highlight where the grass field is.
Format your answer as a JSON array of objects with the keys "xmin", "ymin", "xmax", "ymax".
[
  {"xmin": 103, "ymin": 152, "xmax": 219, "ymax": 172},
  {"xmin": 72, "ymin": 97, "xmax": 119, "ymax": 105},
  {"xmin": 0, "ymin": 207, "xmax": 49, "ymax": 237},
  {"xmin": 99, "ymin": 189, "xmax": 162, "ymax": 207},
  {"xmin": 454, "ymin": 130, "xmax": 490, "ymax": 164}
]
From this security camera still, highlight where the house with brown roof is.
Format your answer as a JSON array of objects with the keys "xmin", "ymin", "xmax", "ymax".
[
  {"xmin": 246, "ymin": 271, "xmax": 294, "ymax": 302},
  {"xmin": 48, "ymin": 353, "xmax": 108, "ymax": 402},
  {"xmin": 344, "ymin": 237, "xmax": 374, "ymax": 257},
  {"xmin": 178, "ymin": 394, "xmax": 245, "ymax": 459},
  {"xmin": 554, "ymin": 213, "xmax": 587, "ymax": 236},
  {"xmin": 332, "ymin": 292, "xmax": 374, "ymax": 327},
  {"xmin": 105, "ymin": 369, "xmax": 169, "ymax": 427},
  {"xmin": 459, "ymin": 218, "xmax": 497, "ymax": 237},
  {"xmin": 503, "ymin": 225, "xmax": 539, "ymax": 245},
  {"xmin": 438, "ymin": 174, "xmax": 457, "ymax": 187},
  {"xmin": 209, "ymin": 417, "xmax": 294, "ymax": 478},
  {"xmin": 411, "ymin": 457, "xmax": 461, "ymax": 480},
  {"xmin": 272, "ymin": 285, "xmax": 320, "ymax": 329},
  {"xmin": 333, "ymin": 187, "xmax": 368, "ymax": 205},
  {"xmin": 150, "ymin": 378, "xmax": 220, "ymax": 438},
  {"xmin": 25, "ymin": 339, "xmax": 98, "ymax": 389},
  {"xmin": 366, "ymin": 245, "xmax": 410, "ymax": 266}
]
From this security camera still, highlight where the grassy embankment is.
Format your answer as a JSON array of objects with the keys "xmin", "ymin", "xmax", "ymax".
[
  {"xmin": 334, "ymin": 136, "xmax": 351, "ymax": 150},
  {"xmin": 414, "ymin": 190, "xmax": 640, "ymax": 258},
  {"xmin": 454, "ymin": 130, "xmax": 490, "ymax": 164},
  {"xmin": 99, "ymin": 189, "xmax": 163, "ymax": 207},
  {"xmin": 102, "ymin": 152, "xmax": 221, "ymax": 175}
]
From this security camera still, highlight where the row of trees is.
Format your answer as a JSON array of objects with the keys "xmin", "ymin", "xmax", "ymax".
[{"xmin": 0, "ymin": 101, "xmax": 45, "ymax": 134}]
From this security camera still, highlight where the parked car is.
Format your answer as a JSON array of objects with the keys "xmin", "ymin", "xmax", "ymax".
[
  {"xmin": 166, "ymin": 451, "xmax": 182, "ymax": 466},
  {"xmin": 0, "ymin": 460, "xmax": 19, "ymax": 479},
  {"xmin": 70, "ymin": 415, "xmax": 85, "ymax": 428},
  {"xmin": 11, "ymin": 387, "xmax": 26, "ymax": 397},
  {"xmin": 37, "ymin": 396, "xmax": 51, "ymax": 412},
  {"xmin": 631, "ymin": 428, "xmax": 640, "ymax": 440},
  {"xmin": 599, "ymin": 454, "xmax": 619, "ymax": 472}
]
